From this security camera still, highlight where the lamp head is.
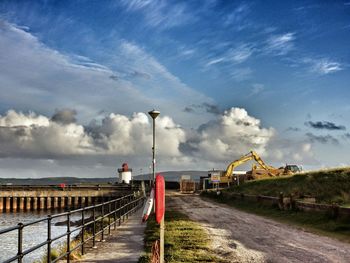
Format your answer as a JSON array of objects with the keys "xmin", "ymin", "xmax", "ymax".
[{"xmin": 148, "ymin": 109, "xmax": 160, "ymax": 119}]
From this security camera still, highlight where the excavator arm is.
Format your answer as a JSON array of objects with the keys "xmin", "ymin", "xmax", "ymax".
[
  {"xmin": 251, "ymin": 151, "xmax": 276, "ymax": 171},
  {"xmin": 224, "ymin": 151, "xmax": 278, "ymax": 178},
  {"xmin": 224, "ymin": 152, "xmax": 254, "ymax": 177}
]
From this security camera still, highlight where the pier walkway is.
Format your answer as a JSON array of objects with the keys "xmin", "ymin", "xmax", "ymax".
[{"xmin": 73, "ymin": 209, "xmax": 146, "ymax": 263}]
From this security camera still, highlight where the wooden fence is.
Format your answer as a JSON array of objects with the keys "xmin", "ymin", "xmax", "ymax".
[{"xmin": 213, "ymin": 191, "xmax": 350, "ymax": 219}]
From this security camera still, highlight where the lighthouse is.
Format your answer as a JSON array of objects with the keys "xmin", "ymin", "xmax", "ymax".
[{"xmin": 117, "ymin": 163, "xmax": 133, "ymax": 184}]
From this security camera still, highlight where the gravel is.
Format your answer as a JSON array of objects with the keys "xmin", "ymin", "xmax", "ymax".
[{"xmin": 167, "ymin": 193, "xmax": 350, "ymax": 263}]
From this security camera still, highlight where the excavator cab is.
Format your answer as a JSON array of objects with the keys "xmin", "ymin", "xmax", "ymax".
[{"xmin": 284, "ymin": 165, "xmax": 301, "ymax": 173}]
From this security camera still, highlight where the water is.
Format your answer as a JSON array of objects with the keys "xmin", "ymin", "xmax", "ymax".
[{"xmin": 0, "ymin": 211, "xmax": 84, "ymax": 262}]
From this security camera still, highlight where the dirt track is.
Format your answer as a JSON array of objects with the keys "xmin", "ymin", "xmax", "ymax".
[{"xmin": 167, "ymin": 193, "xmax": 350, "ymax": 263}]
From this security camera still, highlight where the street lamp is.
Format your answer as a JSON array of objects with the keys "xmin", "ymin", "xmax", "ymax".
[
  {"xmin": 148, "ymin": 110, "xmax": 160, "ymax": 184},
  {"xmin": 148, "ymin": 109, "xmax": 164, "ymax": 263}
]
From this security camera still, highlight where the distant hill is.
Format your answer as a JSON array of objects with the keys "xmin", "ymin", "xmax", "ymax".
[
  {"xmin": 0, "ymin": 177, "xmax": 117, "ymax": 185},
  {"xmin": 0, "ymin": 170, "xmax": 208, "ymax": 185}
]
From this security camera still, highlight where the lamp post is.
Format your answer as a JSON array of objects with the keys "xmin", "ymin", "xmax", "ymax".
[
  {"xmin": 148, "ymin": 109, "xmax": 164, "ymax": 263},
  {"xmin": 148, "ymin": 110, "xmax": 160, "ymax": 184}
]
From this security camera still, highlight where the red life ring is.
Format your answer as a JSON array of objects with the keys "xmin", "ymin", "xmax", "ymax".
[{"xmin": 155, "ymin": 174, "xmax": 165, "ymax": 224}]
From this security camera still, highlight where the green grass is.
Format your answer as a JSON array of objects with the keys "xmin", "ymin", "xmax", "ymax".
[
  {"xmin": 139, "ymin": 210, "xmax": 227, "ymax": 263},
  {"xmin": 202, "ymin": 191, "xmax": 350, "ymax": 243},
  {"xmin": 230, "ymin": 167, "xmax": 350, "ymax": 205}
]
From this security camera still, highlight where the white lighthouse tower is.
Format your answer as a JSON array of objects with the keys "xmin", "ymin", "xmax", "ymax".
[{"xmin": 117, "ymin": 163, "xmax": 132, "ymax": 184}]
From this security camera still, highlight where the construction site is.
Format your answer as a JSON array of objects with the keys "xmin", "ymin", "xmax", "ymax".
[
  {"xmin": 179, "ymin": 150, "xmax": 302, "ymax": 193},
  {"xmin": 166, "ymin": 153, "xmax": 350, "ymax": 263}
]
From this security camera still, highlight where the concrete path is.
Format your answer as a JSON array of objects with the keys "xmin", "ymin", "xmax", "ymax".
[{"xmin": 74, "ymin": 209, "xmax": 146, "ymax": 263}]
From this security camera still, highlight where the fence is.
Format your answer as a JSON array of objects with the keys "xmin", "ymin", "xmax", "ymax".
[
  {"xmin": 207, "ymin": 190, "xmax": 350, "ymax": 219},
  {"xmin": 0, "ymin": 192, "xmax": 145, "ymax": 263}
]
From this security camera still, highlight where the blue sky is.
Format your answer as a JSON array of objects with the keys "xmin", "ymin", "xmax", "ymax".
[{"xmin": 0, "ymin": 0, "xmax": 349, "ymax": 177}]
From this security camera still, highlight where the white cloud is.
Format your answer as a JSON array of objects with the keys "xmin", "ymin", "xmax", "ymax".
[
  {"xmin": 205, "ymin": 57, "xmax": 225, "ymax": 67},
  {"xmin": 223, "ymin": 3, "xmax": 251, "ymax": 31},
  {"xmin": 265, "ymin": 137, "xmax": 317, "ymax": 167},
  {"xmin": 0, "ymin": 107, "xmax": 322, "ymax": 175},
  {"xmin": 0, "ymin": 110, "xmax": 186, "ymax": 158},
  {"xmin": 205, "ymin": 43, "xmax": 253, "ymax": 69},
  {"xmin": 120, "ymin": 0, "xmax": 193, "ymax": 29},
  {"xmin": 182, "ymin": 107, "xmax": 275, "ymax": 162},
  {"xmin": 228, "ymin": 44, "xmax": 254, "ymax": 63},
  {"xmin": 0, "ymin": 111, "xmax": 95, "ymax": 157},
  {"xmin": 0, "ymin": 110, "xmax": 49, "ymax": 127},
  {"xmin": 230, "ymin": 67, "xmax": 253, "ymax": 81},
  {"xmin": 310, "ymin": 59, "xmax": 343, "ymax": 75},
  {"xmin": 266, "ymin": 32, "xmax": 295, "ymax": 55},
  {"xmin": 177, "ymin": 47, "xmax": 196, "ymax": 59}
]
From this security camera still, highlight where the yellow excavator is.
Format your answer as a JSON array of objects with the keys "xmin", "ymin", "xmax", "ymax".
[{"xmin": 218, "ymin": 151, "xmax": 300, "ymax": 184}]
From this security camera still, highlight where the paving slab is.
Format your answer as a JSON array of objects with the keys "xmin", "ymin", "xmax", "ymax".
[{"xmin": 74, "ymin": 209, "xmax": 146, "ymax": 263}]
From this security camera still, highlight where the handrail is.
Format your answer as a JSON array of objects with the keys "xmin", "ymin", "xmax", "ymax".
[
  {"xmin": 0, "ymin": 191, "xmax": 144, "ymax": 263},
  {"xmin": 0, "ymin": 185, "xmax": 140, "ymax": 190}
]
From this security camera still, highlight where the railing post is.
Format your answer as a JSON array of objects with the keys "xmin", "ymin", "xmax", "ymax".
[
  {"xmin": 67, "ymin": 211, "xmax": 71, "ymax": 263},
  {"xmin": 133, "ymin": 194, "xmax": 136, "ymax": 212},
  {"xmin": 47, "ymin": 215, "xmax": 52, "ymax": 263},
  {"xmin": 126, "ymin": 196, "xmax": 129, "ymax": 219},
  {"xmin": 101, "ymin": 202, "xmax": 105, "ymax": 242},
  {"xmin": 113, "ymin": 199, "xmax": 117, "ymax": 230},
  {"xmin": 92, "ymin": 206, "xmax": 97, "ymax": 248},
  {"xmin": 108, "ymin": 202, "xmax": 111, "ymax": 235},
  {"xmin": 122, "ymin": 197, "xmax": 126, "ymax": 222},
  {"xmin": 18, "ymin": 223, "xmax": 24, "ymax": 263},
  {"xmin": 129, "ymin": 194, "xmax": 133, "ymax": 215},
  {"xmin": 118, "ymin": 198, "xmax": 122, "ymax": 226},
  {"xmin": 124, "ymin": 196, "xmax": 127, "ymax": 218},
  {"xmin": 81, "ymin": 208, "xmax": 85, "ymax": 255}
]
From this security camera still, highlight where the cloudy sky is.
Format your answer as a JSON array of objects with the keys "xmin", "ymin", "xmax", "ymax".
[{"xmin": 0, "ymin": 0, "xmax": 349, "ymax": 178}]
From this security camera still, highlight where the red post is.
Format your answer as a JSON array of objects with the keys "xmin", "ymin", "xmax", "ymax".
[
  {"xmin": 155, "ymin": 174, "xmax": 165, "ymax": 263},
  {"xmin": 155, "ymin": 174, "xmax": 165, "ymax": 224}
]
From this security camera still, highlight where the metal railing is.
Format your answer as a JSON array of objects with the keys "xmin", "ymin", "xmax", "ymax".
[
  {"xmin": 0, "ymin": 184, "xmax": 140, "ymax": 191},
  {"xmin": 0, "ymin": 193, "xmax": 145, "ymax": 263}
]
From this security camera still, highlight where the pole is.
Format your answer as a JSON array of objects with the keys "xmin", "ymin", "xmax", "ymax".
[
  {"xmin": 148, "ymin": 109, "xmax": 163, "ymax": 263},
  {"xmin": 152, "ymin": 117, "xmax": 156, "ymax": 183},
  {"xmin": 160, "ymin": 217, "xmax": 165, "ymax": 263},
  {"xmin": 149, "ymin": 166, "xmax": 152, "ymax": 188}
]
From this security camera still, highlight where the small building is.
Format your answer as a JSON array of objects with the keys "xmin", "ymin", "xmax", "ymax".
[
  {"xmin": 117, "ymin": 163, "xmax": 133, "ymax": 184},
  {"xmin": 180, "ymin": 175, "xmax": 196, "ymax": 193}
]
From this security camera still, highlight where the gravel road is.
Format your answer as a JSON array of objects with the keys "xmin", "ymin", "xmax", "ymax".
[{"xmin": 167, "ymin": 193, "xmax": 350, "ymax": 263}]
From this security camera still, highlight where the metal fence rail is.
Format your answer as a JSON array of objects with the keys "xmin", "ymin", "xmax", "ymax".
[{"xmin": 0, "ymin": 193, "xmax": 145, "ymax": 263}]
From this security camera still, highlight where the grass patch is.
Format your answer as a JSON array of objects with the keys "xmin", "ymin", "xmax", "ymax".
[
  {"xmin": 36, "ymin": 240, "xmax": 82, "ymax": 263},
  {"xmin": 139, "ymin": 210, "xmax": 227, "ymax": 263},
  {"xmin": 230, "ymin": 167, "xmax": 350, "ymax": 206},
  {"xmin": 202, "ymin": 191, "xmax": 350, "ymax": 243}
]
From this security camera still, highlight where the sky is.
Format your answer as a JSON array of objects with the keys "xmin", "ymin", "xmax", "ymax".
[{"xmin": 0, "ymin": 0, "xmax": 349, "ymax": 178}]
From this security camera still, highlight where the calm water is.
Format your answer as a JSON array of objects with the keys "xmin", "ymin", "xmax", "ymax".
[{"xmin": 0, "ymin": 211, "xmax": 83, "ymax": 262}]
